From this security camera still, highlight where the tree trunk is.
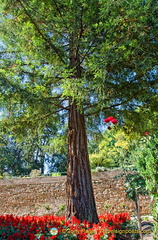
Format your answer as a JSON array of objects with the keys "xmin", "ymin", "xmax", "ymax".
[{"xmin": 66, "ymin": 100, "xmax": 99, "ymax": 224}]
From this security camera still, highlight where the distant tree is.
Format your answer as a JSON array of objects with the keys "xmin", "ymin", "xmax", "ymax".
[
  {"xmin": 0, "ymin": 135, "xmax": 25, "ymax": 176},
  {"xmin": 0, "ymin": 0, "xmax": 157, "ymax": 223},
  {"xmin": 0, "ymin": 122, "xmax": 65, "ymax": 176},
  {"xmin": 43, "ymin": 130, "xmax": 68, "ymax": 173}
]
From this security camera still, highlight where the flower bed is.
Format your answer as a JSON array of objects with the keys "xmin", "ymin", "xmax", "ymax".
[{"xmin": 0, "ymin": 212, "xmax": 134, "ymax": 239}]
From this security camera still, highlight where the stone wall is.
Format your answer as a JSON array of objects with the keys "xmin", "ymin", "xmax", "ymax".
[{"xmin": 0, "ymin": 170, "xmax": 153, "ymax": 217}]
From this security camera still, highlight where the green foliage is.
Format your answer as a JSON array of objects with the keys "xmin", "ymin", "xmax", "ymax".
[
  {"xmin": 122, "ymin": 105, "xmax": 158, "ymax": 136},
  {"xmin": 89, "ymin": 129, "xmax": 132, "ymax": 169},
  {"xmin": 49, "ymin": 153, "xmax": 67, "ymax": 174},
  {"xmin": 124, "ymin": 173, "xmax": 148, "ymax": 201},
  {"xmin": 0, "ymin": 0, "xmax": 157, "ymax": 156},
  {"xmin": 51, "ymin": 172, "xmax": 61, "ymax": 177},
  {"xmin": 29, "ymin": 169, "xmax": 41, "ymax": 178},
  {"xmin": 44, "ymin": 204, "xmax": 51, "ymax": 211},
  {"xmin": 0, "ymin": 132, "xmax": 48, "ymax": 176},
  {"xmin": 129, "ymin": 135, "xmax": 158, "ymax": 196},
  {"xmin": 0, "ymin": 0, "xmax": 157, "ymax": 125},
  {"xmin": 56, "ymin": 204, "xmax": 66, "ymax": 216},
  {"xmin": 0, "ymin": 134, "xmax": 28, "ymax": 176},
  {"xmin": 129, "ymin": 134, "xmax": 158, "ymax": 237},
  {"xmin": 2, "ymin": 172, "xmax": 12, "ymax": 179}
]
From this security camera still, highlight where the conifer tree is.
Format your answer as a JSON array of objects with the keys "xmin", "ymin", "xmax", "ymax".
[{"xmin": 0, "ymin": 0, "xmax": 157, "ymax": 223}]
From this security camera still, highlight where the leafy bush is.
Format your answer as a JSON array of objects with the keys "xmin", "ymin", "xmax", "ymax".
[
  {"xmin": 51, "ymin": 172, "xmax": 61, "ymax": 177},
  {"xmin": 2, "ymin": 172, "xmax": 12, "ymax": 179},
  {"xmin": 29, "ymin": 169, "xmax": 41, "ymax": 178}
]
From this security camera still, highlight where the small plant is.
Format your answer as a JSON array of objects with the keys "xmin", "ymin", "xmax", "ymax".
[
  {"xmin": 59, "ymin": 204, "xmax": 66, "ymax": 212},
  {"xmin": 44, "ymin": 204, "xmax": 51, "ymax": 211},
  {"xmin": 35, "ymin": 205, "xmax": 39, "ymax": 210},
  {"xmin": 51, "ymin": 172, "xmax": 61, "ymax": 177},
  {"xmin": 56, "ymin": 204, "xmax": 66, "ymax": 216},
  {"xmin": 30, "ymin": 169, "xmax": 41, "ymax": 178},
  {"xmin": 120, "ymin": 203, "xmax": 126, "ymax": 209},
  {"xmin": 124, "ymin": 172, "xmax": 148, "ymax": 240},
  {"xmin": 104, "ymin": 204, "xmax": 110, "ymax": 209}
]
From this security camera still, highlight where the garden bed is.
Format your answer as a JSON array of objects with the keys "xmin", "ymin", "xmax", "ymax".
[{"xmin": 0, "ymin": 212, "xmax": 150, "ymax": 240}]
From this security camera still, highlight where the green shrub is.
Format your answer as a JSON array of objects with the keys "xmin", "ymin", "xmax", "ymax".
[
  {"xmin": 2, "ymin": 172, "xmax": 12, "ymax": 179},
  {"xmin": 30, "ymin": 169, "xmax": 41, "ymax": 178},
  {"xmin": 51, "ymin": 172, "xmax": 61, "ymax": 177}
]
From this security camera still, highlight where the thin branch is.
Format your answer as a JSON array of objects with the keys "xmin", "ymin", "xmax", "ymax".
[
  {"xmin": 75, "ymin": 7, "xmax": 84, "ymax": 58},
  {"xmin": 18, "ymin": 70, "xmax": 63, "ymax": 81},
  {"xmin": 0, "ymin": 51, "xmax": 21, "ymax": 54},
  {"xmin": 52, "ymin": 0, "xmax": 69, "ymax": 32},
  {"xmin": 84, "ymin": 82, "xmax": 157, "ymax": 116},
  {"xmin": 80, "ymin": 39, "xmax": 98, "ymax": 64},
  {"xmin": 17, "ymin": 0, "xmax": 65, "ymax": 64}
]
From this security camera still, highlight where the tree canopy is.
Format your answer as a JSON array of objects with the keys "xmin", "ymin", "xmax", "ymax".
[{"xmin": 0, "ymin": 0, "xmax": 157, "ymax": 121}]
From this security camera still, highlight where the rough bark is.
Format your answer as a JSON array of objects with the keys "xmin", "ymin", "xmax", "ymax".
[{"xmin": 66, "ymin": 100, "xmax": 99, "ymax": 224}]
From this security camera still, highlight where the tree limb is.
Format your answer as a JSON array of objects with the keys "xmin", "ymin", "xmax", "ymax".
[{"xmin": 17, "ymin": 0, "xmax": 65, "ymax": 64}]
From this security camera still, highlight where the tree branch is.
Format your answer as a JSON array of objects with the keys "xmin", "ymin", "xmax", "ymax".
[
  {"xmin": 84, "ymin": 81, "xmax": 157, "ymax": 116},
  {"xmin": 17, "ymin": 0, "xmax": 65, "ymax": 64},
  {"xmin": 52, "ymin": 0, "xmax": 69, "ymax": 32}
]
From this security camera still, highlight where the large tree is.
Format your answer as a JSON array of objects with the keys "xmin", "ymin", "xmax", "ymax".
[{"xmin": 0, "ymin": 0, "xmax": 157, "ymax": 223}]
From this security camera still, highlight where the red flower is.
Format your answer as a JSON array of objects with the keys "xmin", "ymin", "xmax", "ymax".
[
  {"xmin": 50, "ymin": 236, "xmax": 57, "ymax": 239},
  {"xmin": 93, "ymin": 232, "xmax": 103, "ymax": 240},
  {"xmin": 104, "ymin": 116, "xmax": 114, "ymax": 123},
  {"xmin": 78, "ymin": 231, "xmax": 88, "ymax": 240},
  {"xmin": 145, "ymin": 132, "xmax": 149, "ymax": 135},
  {"xmin": 111, "ymin": 119, "xmax": 118, "ymax": 124},
  {"xmin": 108, "ymin": 116, "xmax": 114, "ymax": 121},
  {"xmin": 108, "ymin": 235, "xmax": 115, "ymax": 240},
  {"xmin": 0, "ymin": 212, "xmax": 131, "ymax": 239},
  {"xmin": 104, "ymin": 118, "xmax": 110, "ymax": 123},
  {"xmin": 104, "ymin": 116, "xmax": 118, "ymax": 125},
  {"xmin": 29, "ymin": 234, "xmax": 37, "ymax": 240},
  {"xmin": 40, "ymin": 236, "xmax": 45, "ymax": 240}
]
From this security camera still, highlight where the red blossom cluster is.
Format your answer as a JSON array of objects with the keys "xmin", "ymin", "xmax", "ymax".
[
  {"xmin": 0, "ymin": 212, "xmax": 130, "ymax": 240},
  {"xmin": 104, "ymin": 116, "xmax": 118, "ymax": 124},
  {"xmin": 104, "ymin": 116, "xmax": 118, "ymax": 130}
]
